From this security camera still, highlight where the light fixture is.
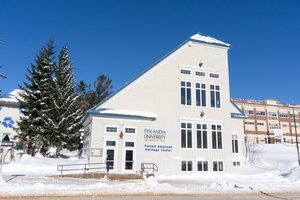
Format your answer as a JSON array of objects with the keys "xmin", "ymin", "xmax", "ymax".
[
  {"xmin": 200, "ymin": 111, "xmax": 205, "ymax": 118},
  {"xmin": 199, "ymin": 62, "xmax": 203, "ymax": 67},
  {"xmin": 119, "ymin": 131, "xmax": 123, "ymax": 139}
]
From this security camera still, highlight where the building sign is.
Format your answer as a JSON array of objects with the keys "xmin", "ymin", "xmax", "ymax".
[
  {"xmin": 144, "ymin": 129, "xmax": 166, "ymax": 142},
  {"xmin": 91, "ymin": 148, "xmax": 103, "ymax": 157},
  {"xmin": 144, "ymin": 144, "xmax": 173, "ymax": 152}
]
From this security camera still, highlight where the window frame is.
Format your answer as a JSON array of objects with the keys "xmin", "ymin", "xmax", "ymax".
[
  {"xmin": 106, "ymin": 140, "xmax": 116, "ymax": 146},
  {"xmin": 197, "ymin": 161, "xmax": 209, "ymax": 172},
  {"xmin": 211, "ymin": 124, "xmax": 222, "ymax": 149},
  {"xmin": 181, "ymin": 160, "xmax": 193, "ymax": 172},
  {"xmin": 212, "ymin": 161, "xmax": 224, "ymax": 172},
  {"xmin": 180, "ymin": 69, "xmax": 192, "ymax": 75},
  {"xmin": 105, "ymin": 126, "xmax": 118, "ymax": 134},
  {"xmin": 210, "ymin": 84, "xmax": 221, "ymax": 108},
  {"xmin": 181, "ymin": 122, "xmax": 193, "ymax": 148},
  {"xmin": 124, "ymin": 127, "xmax": 136, "ymax": 134},
  {"xmin": 232, "ymin": 135, "xmax": 239, "ymax": 153},
  {"xmin": 180, "ymin": 81, "xmax": 192, "ymax": 106},
  {"xmin": 195, "ymin": 83, "xmax": 206, "ymax": 107},
  {"xmin": 209, "ymin": 73, "xmax": 220, "ymax": 79},
  {"xmin": 196, "ymin": 123, "xmax": 208, "ymax": 149}
]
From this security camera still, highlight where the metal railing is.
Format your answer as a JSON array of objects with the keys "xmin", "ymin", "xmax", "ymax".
[
  {"xmin": 57, "ymin": 162, "xmax": 108, "ymax": 177},
  {"xmin": 140, "ymin": 163, "xmax": 158, "ymax": 175}
]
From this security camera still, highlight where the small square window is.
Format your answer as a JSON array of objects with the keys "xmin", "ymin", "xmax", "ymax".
[
  {"xmin": 180, "ymin": 69, "xmax": 191, "ymax": 75},
  {"xmin": 125, "ymin": 128, "xmax": 136, "ymax": 134},
  {"xmin": 125, "ymin": 141, "xmax": 134, "ymax": 147},
  {"xmin": 195, "ymin": 71, "xmax": 205, "ymax": 77},
  {"xmin": 106, "ymin": 126, "xmax": 117, "ymax": 133},
  {"xmin": 106, "ymin": 141, "xmax": 116, "ymax": 146}
]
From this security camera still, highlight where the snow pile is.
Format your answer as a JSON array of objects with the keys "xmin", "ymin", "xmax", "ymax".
[
  {"xmin": 0, "ymin": 176, "xmax": 5, "ymax": 186},
  {"xmin": 209, "ymin": 180, "xmax": 244, "ymax": 190},
  {"xmin": 284, "ymin": 166, "xmax": 300, "ymax": 181},
  {"xmin": 0, "ymin": 143, "xmax": 300, "ymax": 196},
  {"xmin": 3, "ymin": 153, "xmax": 87, "ymax": 177},
  {"xmin": 245, "ymin": 144, "xmax": 298, "ymax": 174}
]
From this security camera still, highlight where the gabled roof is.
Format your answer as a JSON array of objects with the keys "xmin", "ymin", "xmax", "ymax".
[{"xmin": 86, "ymin": 33, "xmax": 230, "ymax": 117}]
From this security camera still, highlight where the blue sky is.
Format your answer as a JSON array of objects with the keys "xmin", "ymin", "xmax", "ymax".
[{"xmin": 0, "ymin": 0, "xmax": 300, "ymax": 103}]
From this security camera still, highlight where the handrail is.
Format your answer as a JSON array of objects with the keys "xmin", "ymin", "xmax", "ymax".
[
  {"xmin": 140, "ymin": 163, "xmax": 158, "ymax": 175},
  {"xmin": 57, "ymin": 162, "xmax": 107, "ymax": 177}
]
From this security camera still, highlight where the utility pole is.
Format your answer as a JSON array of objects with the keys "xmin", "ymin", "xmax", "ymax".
[{"xmin": 292, "ymin": 105, "xmax": 300, "ymax": 166}]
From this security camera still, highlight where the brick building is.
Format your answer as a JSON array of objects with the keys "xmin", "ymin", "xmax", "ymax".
[{"xmin": 232, "ymin": 98, "xmax": 300, "ymax": 144}]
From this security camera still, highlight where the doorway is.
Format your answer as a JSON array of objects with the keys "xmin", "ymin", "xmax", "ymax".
[{"xmin": 124, "ymin": 141, "xmax": 135, "ymax": 172}]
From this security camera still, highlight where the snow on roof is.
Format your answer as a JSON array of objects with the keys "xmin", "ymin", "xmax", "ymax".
[
  {"xmin": 190, "ymin": 33, "xmax": 230, "ymax": 47},
  {"xmin": 92, "ymin": 108, "xmax": 157, "ymax": 120},
  {"xmin": 0, "ymin": 89, "xmax": 22, "ymax": 103}
]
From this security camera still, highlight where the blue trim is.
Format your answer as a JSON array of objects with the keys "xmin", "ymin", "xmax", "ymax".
[
  {"xmin": 231, "ymin": 113, "xmax": 247, "ymax": 119},
  {"xmin": 230, "ymin": 100, "xmax": 247, "ymax": 119},
  {"xmin": 88, "ymin": 110, "xmax": 156, "ymax": 121}
]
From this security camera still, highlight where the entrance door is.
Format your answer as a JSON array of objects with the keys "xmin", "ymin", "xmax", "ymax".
[
  {"xmin": 106, "ymin": 149, "xmax": 115, "ymax": 171},
  {"xmin": 124, "ymin": 141, "xmax": 135, "ymax": 172},
  {"xmin": 125, "ymin": 150, "xmax": 133, "ymax": 170}
]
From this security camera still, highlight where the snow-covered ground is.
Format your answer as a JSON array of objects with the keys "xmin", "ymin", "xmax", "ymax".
[{"xmin": 1, "ymin": 144, "xmax": 300, "ymax": 197}]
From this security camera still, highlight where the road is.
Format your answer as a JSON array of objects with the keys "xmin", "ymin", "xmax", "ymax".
[{"xmin": 3, "ymin": 192, "xmax": 300, "ymax": 200}]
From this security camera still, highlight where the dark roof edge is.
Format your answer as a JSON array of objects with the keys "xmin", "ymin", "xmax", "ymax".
[
  {"xmin": 88, "ymin": 111, "xmax": 156, "ymax": 121},
  {"xmin": 230, "ymin": 100, "xmax": 247, "ymax": 119}
]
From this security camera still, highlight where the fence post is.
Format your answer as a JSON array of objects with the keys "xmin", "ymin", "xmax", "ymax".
[{"xmin": 141, "ymin": 163, "xmax": 144, "ymax": 175}]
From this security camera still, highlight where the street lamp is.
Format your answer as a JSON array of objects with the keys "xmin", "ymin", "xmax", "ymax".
[{"xmin": 292, "ymin": 105, "xmax": 300, "ymax": 166}]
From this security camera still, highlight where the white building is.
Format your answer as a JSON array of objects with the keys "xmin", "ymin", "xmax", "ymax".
[
  {"xmin": 82, "ymin": 33, "xmax": 246, "ymax": 176},
  {"xmin": 0, "ymin": 89, "xmax": 22, "ymax": 142}
]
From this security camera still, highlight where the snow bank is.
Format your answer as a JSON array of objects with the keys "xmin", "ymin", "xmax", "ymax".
[
  {"xmin": 1, "ymin": 143, "xmax": 300, "ymax": 196},
  {"xmin": 246, "ymin": 144, "xmax": 299, "ymax": 174},
  {"xmin": 284, "ymin": 166, "xmax": 300, "ymax": 181}
]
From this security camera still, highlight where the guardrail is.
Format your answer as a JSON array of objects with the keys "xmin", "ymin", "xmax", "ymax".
[
  {"xmin": 140, "ymin": 163, "xmax": 158, "ymax": 175},
  {"xmin": 57, "ymin": 162, "xmax": 108, "ymax": 177}
]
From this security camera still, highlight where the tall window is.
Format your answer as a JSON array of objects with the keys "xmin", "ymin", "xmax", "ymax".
[
  {"xmin": 196, "ymin": 83, "xmax": 206, "ymax": 107},
  {"xmin": 197, "ymin": 124, "xmax": 208, "ymax": 149},
  {"xmin": 181, "ymin": 81, "xmax": 192, "ymax": 105},
  {"xmin": 181, "ymin": 122, "xmax": 192, "ymax": 148},
  {"xmin": 232, "ymin": 135, "xmax": 239, "ymax": 153},
  {"xmin": 210, "ymin": 85, "xmax": 221, "ymax": 108},
  {"xmin": 212, "ymin": 125, "xmax": 222, "ymax": 149}
]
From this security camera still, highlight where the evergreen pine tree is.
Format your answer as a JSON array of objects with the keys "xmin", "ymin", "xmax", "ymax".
[
  {"xmin": 16, "ymin": 39, "xmax": 55, "ymax": 156},
  {"xmin": 76, "ymin": 75, "xmax": 113, "ymax": 113},
  {"xmin": 76, "ymin": 80, "xmax": 92, "ymax": 113},
  {"xmin": 49, "ymin": 46, "xmax": 83, "ymax": 156}
]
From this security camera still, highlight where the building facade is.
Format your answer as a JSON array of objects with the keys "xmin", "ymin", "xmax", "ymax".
[
  {"xmin": 232, "ymin": 98, "xmax": 300, "ymax": 144},
  {"xmin": 0, "ymin": 89, "xmax": 22, "ymax": 142},
  {"xmin": 82, "ymin": 34, "xmax": 246, "ymax": 176}
]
